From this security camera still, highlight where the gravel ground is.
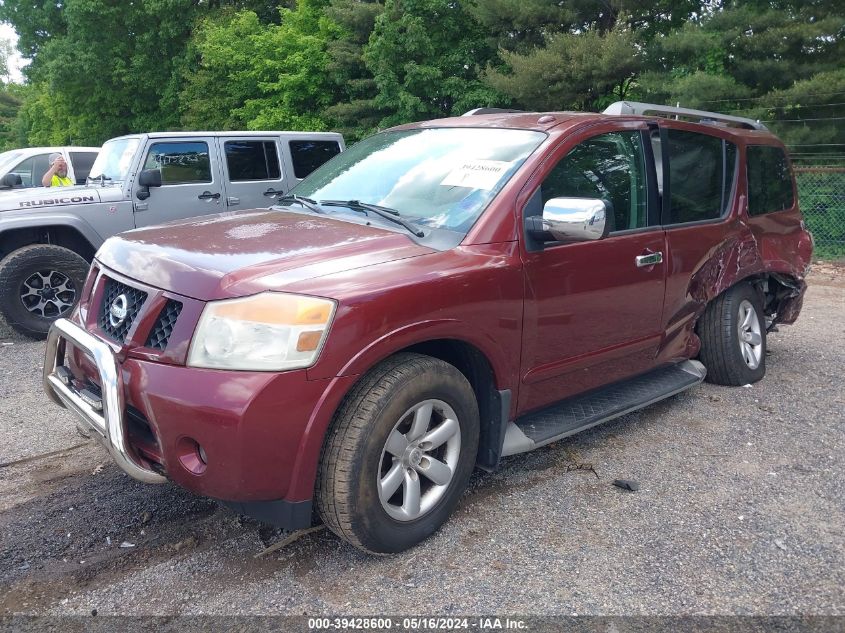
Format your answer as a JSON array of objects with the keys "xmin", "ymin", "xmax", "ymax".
[{"xmin": 0, "ymin": 265, "xmax": 843, "ymax": 616}]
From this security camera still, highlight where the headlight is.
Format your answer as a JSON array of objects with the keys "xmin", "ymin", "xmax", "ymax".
[{"xmin": 187, "ymin": 292, "xmax": 336, "ymax": 371}]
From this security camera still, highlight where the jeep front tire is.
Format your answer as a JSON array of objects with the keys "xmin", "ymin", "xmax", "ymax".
[{"xmin": 0, "ymin": 244, "xmax": 90, "ymax": 339}]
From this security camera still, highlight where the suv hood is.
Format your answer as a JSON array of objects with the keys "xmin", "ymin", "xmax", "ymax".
[
  {"xmin": 0, "ymin": 183, "xmax": 123, "ymax": 211},
  {"xmin": 96, "ymin": 209, "xmax": 434, "ymax": 300}
]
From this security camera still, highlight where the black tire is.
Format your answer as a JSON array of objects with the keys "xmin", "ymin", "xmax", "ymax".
[
  {"xmin": 316, "ymin": 353, "xmax": 480, "ymax": 554},
  {"xmin": 0, "ymin": 244, "xmax": 89, "ymax": 339},
  {"xmin": 697, "ymin": 282, "xmax": 767, "ymax": 386}
]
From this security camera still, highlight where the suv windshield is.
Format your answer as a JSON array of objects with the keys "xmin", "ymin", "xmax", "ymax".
[
  {"xmin": 88, "ymin": 138, "xmax": 140, "ymax": 182},
  {"xmin": 290, "ymin": 128, "xmax": 546, "ymax": 233}
]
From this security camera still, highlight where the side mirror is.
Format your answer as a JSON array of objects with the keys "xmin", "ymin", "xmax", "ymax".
[
  {"xmin": 136, "ymin": 169, "xmax": 162, "ymax": 200},
  {"xmin": 0, "ymin": 173, "xmax": 22, "ymax": 189},
  {"xmin": 526, "ymin": 198, "xmax": 610, "ymax": 244}
]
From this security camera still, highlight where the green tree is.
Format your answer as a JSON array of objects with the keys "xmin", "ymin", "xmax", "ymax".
[
  {"xmin": 365, "ymin": 0, "xmax": 504, "ymax": 127},
  {"xmin": 322, "ymin": 0, "xmax": 386, "ymax": 138},
  {"xmin": 180, "ymin": 2, "xmax": 339, "ymax": 132},
  {"xmin": 639, "ymin": 4, "xmax": 845, "ymax": 107},
  {"xmin": 1, "ymin": 0, "xmax": 284, "ymax": 144},
  {"xmin": 632, "ymin": 2, "xmax": 845, "ymax": 150},
  {"xmin": 485, "ymin": 23, "xmax": 642, "ymax": 111},
  {"xmin": 0, "ymin": 86, "xmax": 23, "ymax": 150}
]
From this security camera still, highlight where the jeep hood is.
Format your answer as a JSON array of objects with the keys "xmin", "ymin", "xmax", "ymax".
[
  {"xmin": 0, "ymin": 184, "xmax": 123, "ymax": 212},
  {"xmin": 96, "ymin": 209, "xmax": 435, "ymax": 300}
]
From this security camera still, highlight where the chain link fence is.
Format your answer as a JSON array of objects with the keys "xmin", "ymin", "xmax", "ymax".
[{"xmin": 794, "ymin": 164, "xmax": 845, "ymax": 260}]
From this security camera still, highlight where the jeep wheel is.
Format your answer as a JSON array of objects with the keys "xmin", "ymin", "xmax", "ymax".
[
  {"xmin": 317, "ymin": 353, "xmax": 480, "ymax": 554},
  {"xmin": 0, "ymin": 245, "xmax": 89, "ymax": 339},
  {"xmin": 697, "ymin": 282, "xmax": 767, "ymax": 386}
]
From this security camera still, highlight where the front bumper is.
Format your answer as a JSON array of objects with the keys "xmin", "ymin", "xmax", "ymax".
[
  {"xmin": 43, "ymin": 317, "xmax": 355, "ymax": 528},
  {"xmin": 43, "ymin": 318, "xmax": 166, "ymax": 484}
]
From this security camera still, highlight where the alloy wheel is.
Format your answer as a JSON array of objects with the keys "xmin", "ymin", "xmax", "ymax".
[
  {"xmin": 377, "ymin": 399, "xmax": 462, "ymax": 522},
  {"xmin": 737, "ymin": 299, "xmax": 763, "ymax": 370},
  {"xmin": 20, "ymin": 270, "xmax": 77, "ymax": 318}
]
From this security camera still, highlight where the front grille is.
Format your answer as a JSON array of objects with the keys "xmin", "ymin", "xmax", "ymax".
[
  {"xmin": 145, "ymin": 300, "xmax": 183, "ymax": 350},
  {"xmin": 98, "ymin": 278, "xmax": 147, "ymax": 343}
]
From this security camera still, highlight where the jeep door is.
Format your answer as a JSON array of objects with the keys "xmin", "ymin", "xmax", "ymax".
[
  {"xmin": 132, "ymin": 137, "xmax": 225, "ymax": 227},
  {"xmin": 218, "ymin": 136, "xmax": 287, "ymax": 211},
  {"xmin": 519, "ymin": 122, "xmax": 667, "ymax": 413}
]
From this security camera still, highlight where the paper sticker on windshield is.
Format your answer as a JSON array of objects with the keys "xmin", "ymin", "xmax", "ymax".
[{"xmin": 440, "ymin": 160, "xmax": 510, "ymax": 190}]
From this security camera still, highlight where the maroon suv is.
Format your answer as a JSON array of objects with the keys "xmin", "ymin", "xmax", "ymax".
[{"xmin": 44, "ymin": 102, "xmax": 813, "ymax": 553}]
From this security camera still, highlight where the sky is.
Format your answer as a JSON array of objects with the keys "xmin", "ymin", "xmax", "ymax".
[{"xmin": 1, "ymin": 23, "xmax": 28, "ymax": 83}]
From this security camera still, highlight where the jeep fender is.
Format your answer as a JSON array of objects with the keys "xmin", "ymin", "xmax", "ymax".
[{"xmin": 0, "ymin": 213, "xmax": 105, "ymax": 257}]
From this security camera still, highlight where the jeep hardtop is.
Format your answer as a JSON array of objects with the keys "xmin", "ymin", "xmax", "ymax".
[
  {"xmin": 43, "ymin": 102, "xmax": 812, "ymax": 553},
  {"xmin": 1, "ymin": 130, "xmax": 344, "ymax": 338}
]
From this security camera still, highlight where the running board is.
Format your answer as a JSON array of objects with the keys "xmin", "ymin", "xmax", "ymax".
[{"xmin": 501, "ymin": 360, "xmax": 706, "ymax": 457}]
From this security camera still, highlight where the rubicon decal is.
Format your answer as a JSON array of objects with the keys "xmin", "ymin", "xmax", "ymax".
[{"xmin": 19, "ymin": 196, "xmax": 96, "ymax": 207}]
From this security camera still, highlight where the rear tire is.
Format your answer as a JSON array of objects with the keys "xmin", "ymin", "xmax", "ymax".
[
  {"xmin": 316, "ymin": 353, "xmax": 479, "ymax": 554},
  {"xmin": 697, "ymin": 282, "xmax": 767, "ymax": 386},
  {"xmin": 0, "ymin": 244, "xmax": 89, "ymax": 339}
]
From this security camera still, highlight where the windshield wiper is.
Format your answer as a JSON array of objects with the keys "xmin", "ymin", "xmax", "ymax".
[
  {"xmin": 320, "ymin": 199, "xmax": 424, "ymax": 237},
  {"xmin": 86, "ymin": 174, "xmax": 112, "ymax": 185},
  {"xmin": 273, "ymin": 194, "xmax": 324, "ymax": 214}
]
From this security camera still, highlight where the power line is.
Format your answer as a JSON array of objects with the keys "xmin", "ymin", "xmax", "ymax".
[
  {"xmin": 695, "ymin": 91, "xmax": 845, "ymax": 104},
  {"xmin": 762, "ymin": 117, "xmax": 845, "ymax": 123},
  {"xmin": 718, "ymin": 102, "xmax": 845, "ymax": 114}
]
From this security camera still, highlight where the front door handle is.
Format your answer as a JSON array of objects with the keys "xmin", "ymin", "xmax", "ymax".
[
  {"xmin": 263, "ymin": 188, "xmax": 284, "ymax": 197},
  {"xmin": 134, "ymin": 202, "xmax": 148, "ymax": 212},
  {"xmin": 198, "ymin": 191, "xmax": 221, "ymax": 201},
  {"xmin": 227, "ymin": 196, "xmax": 240, "ymax": 206},
  {"xmin": 635, "ymin": 251, "xmax": 663, "ymax": 267}
]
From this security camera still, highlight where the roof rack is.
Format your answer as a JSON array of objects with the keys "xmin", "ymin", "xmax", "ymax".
[
  {"xmin": 462, "ymin": 108, "xmax": 526, "ymax": 116},
  {"xmin": 603, "ymin": 101, "xmax": 767, "ymax": 131}
]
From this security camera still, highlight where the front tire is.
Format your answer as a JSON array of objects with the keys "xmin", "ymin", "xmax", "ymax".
[
  {"xmin": 316, "ymin": 353, "xmax": 480, "ymax": 554},
  {"xmin": 0, "ymin": 245, "xmax": 89, "ymax": 339},
  {"xmin": 698, "ymin": 282, "xmax": 767, "ymax": 386}
]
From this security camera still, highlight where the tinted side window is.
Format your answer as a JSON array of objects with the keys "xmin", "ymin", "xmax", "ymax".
[
  {"xmin": 747, "ymin": 145, "xmax": 794, "ymax": 216},
  {"xmin": 541, "ymin": 131, "xmax": 649, "ymax": 231},
  {"xmin": 12, "ymin": 154, "xmax": 51, "ymax": 187},
  {"xmin": 10, "ymin": 156, "xmax": 36, "ymax": 187},
  {"xmin": 224, "ymin": 141, "xmax": 281, "ymax": 181},
  {"xmin": 289, "ymin": 140, "xmax": 341, "ymax": 179},
  {"xmin": 143, "ymin": 142, "xmax": 211, "ymax": 184},
  {"xmin": 667, "ymin": 130, "xmax": 736, "ymax": 223},
  {"xmin": 70, "ymin": 151, "xmax": 98, "ymax": 183}
]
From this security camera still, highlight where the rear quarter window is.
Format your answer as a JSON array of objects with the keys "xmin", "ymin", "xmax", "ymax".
[
  {"xmin": 289, "ymin": 140, "xmax": 341, "ymax": 179},
  {"xmin": 747, "ymin": 145, "xmax": 794, "ymax": 216}
]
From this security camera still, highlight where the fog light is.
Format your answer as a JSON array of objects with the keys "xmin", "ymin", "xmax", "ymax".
[{"xmin": 176, "ymin": 437, "xmax": 207, "ymax": 475}]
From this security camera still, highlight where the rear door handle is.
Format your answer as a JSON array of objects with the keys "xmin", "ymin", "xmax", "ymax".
[
  {"xmin": 635, "ymin": 251, "xmax": 663, "ymax": 267},
  {"xmin": 227, "ymin": 196, "xmax": 240, "ymax": 206},
  {"xmin": 198, "ymin": 191, "xmax": 221, "ymax": 201},
  {"xmin": 263, "ymin": 188, "xmax": 284, "ymax": 197}
]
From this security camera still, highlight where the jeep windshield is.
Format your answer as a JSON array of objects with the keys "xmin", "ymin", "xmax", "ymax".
[
  {"xmin": 88, "ymin": 138, "xmax": 140, "ymax": 183},
  {"xmin": 289, "ymin": 128, "xmax": 546, "ymax": 234}
]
